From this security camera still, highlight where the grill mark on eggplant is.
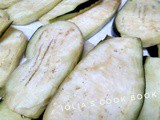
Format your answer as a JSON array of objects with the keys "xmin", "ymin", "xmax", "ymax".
[
  {"xmin": 24, "ymin": 28, "xmax": 74, "ymax": 86},
  {"xmin": 50, "ymin": 0, "xmax": 102, "ymax": 22},
  {"xmin": 25, "ymin": 39, "xmax": 54, "ymax": 86}
]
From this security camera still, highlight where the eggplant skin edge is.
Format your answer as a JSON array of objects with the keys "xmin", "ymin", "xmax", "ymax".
[
  {"xmin": 137, "ymin": 57, "xmax": 160, "ymax": 120},
  {"xmin": 67, "ymin": 0, "xmax": 121, "ymax": 40}
]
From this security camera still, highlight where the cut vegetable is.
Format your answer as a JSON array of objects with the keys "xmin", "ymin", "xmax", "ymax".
[
  {"xmin": 0, "ymin": 102, "xmax": 30, "ymax": 120},
  {"xmin": 7, "ymin": 0, "xmax": 62, "ymax": 25},
  {"xmin": 115, "ymin": 0, "xmax": 160, "ymax": 48},
  {"xmin": 68, "ymin": 0, "xmax": 121, "ymax": 39},
  {"xmin": 138, "ymin": 57, "xmax": 160, "ymax": 120},
  {"xmin": 0, "ymin": 27, "xmax": 27, "ymax": 97},
  {"xmin": 0, "ymin": 0, "xmax": 21, "ymax": 9},
  {"xmin": 82, "ymin": 41, "xmax": 95, "ymax": 57},
  {"xmin": 40, "ymin": 0, "xmax": 89, "ymax": 24},
  {"xmin": 43, "ymin": 37, "xmax": 144, "ymax": 120},
  {"xmin": 5, "ymin": 21, "xmax": 83, "ymax": 119},
  {"xmin": 48, "ymin": 0, "xmax": 102, "ymax": 23},
  {"xmin": 0, "ymin": 10, "xmax": 11, "ymax": 36}
]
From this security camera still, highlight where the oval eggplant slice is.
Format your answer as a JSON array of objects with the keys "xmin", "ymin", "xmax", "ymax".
[
  {"xmin": 40, "ymin": 0, "xmax": 89, "ymax": 24},
  {"xmin": 6, "ymin": 0, "xmax": 62, "ymax": 25},
  {"xmin": 0, "ymin": 10, "xmax": 11, "ymax": 37},
  {"xmin": 138, "ymin": 57, "xmax": 160, "ymax": 120},
  {"xmin": 43, "ymin": 37, "xmax": 144, "ymax": 120},
  {"xmin": 0, "ymin": 27, "xmax": 27, "ymax": 96},
  {"xmin": 5, "ymin": 21, "xmax": 83, "ymax": 119},
  {"xmin": 115, "ymin": 0, "xmax": 160, "ymax": 48},
  {"xmin": 0, "ymin": 102, "xmax": 30, "ymax": 120},
  {"xmin": 0, "ymin": 0, "xmax": 21, "ymax": 9},
  {"xmin": 68, "ymin": 0, "xmax": 121, "ymax": 39}
]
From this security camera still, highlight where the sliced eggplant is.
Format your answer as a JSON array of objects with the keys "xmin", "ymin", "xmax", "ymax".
[
  {"xmin": 40, "ymin": 0, "xmax": 89, "ymax": 24},
  {"xmin": 115, "ymin": 0, "xmax": 160, "ymax": 48},
  {"xmin": 47, "ymin": 0, "xmax": 102, "ymax": 23},
  {"xmin": 0, "ymin": 102, "xmax": 30, "ymax": 120},
  {"xmin": 0, "ymin": 0, "xmax": 21, "ymax": 9},
  {"xmin": 5, "ymin": 21, "xmax": 83, "ymax": 119},
  {"xmin": 68, "ymin": 0, "xmax": 121, "ymax": 39},
  {"xmin": 43, "ymin": 37, "xmax": 144, "ymax": 120},
  {"xmin": 138, "ymin": 57, "xmax": 160, "ymax": 120},
  {"xmin": 0, "ymin": 10, "xmax": 11, "ymax": 37},
  {"xmin": 7, "ymin": 0, "xmax": 62, "ymax": 25},
  {"xmin": 82, "ymin": 41, "xmax": 95, "ymax": 57},
  {"xmin": 0, "ymin": 27, "xmax": 27, "ymax": 97}
]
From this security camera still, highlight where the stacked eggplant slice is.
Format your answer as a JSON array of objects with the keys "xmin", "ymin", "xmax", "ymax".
[
  {"xmin": 7, "ymin": 0, "xmax": 62, "ymax": 25},
  {"xmin": 0, "ymin": 10, "xmax": 11, "ymax": 37},
  {"xmin": 40, "ymin": 0, "xmax": 121, "ymax": 39},
  {"xmin": 0, "ymin": 0, "xmax": 21, "ymax": 9},
  {"xmin": 43, "ymin": 37, "xmax": 144, "ymax": 120},
  {"xmin": 115, "ymin": 0, "xmax": 160, "ymax": 47},
  {"xmin": 40, "ymin": 0, "xmax": 102, "ymax": 24},
  {"xmin": 5, "ymin": 21, "xmax": 84, "ymax": 119},
  {"xmin": 0, "ymin": 28, "xmax": 27, "ymax": 97},
  {"xmin": 68, "ymin": 0, "xmax": 121, "ymax": 39},
  {"xmin": 138, "ymin": 58, "xmax": 160, "ymax": 120},
  {"xmin": 0, "ymin": 27, "xmax": 28, "ymax": 119}
]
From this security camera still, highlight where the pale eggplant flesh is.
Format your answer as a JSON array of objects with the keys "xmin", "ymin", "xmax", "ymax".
[
  {"xmin": 40, "ymin": 0, "xmax": 91, "ymax": 24},
  {"xmin": 49, "ymin": 0, "xmax": 102, "ymax": 23},
  {"xmin": 6, "ymin": 0, "xmax": 62, "ymax": 25},
  {"xmin": 5, "ymin": 21, "xmax": 83, "ymax": 119},
  {"xmin": 115, "ymin": 0, "xmax": 160, "ymax": 48},
  {"xmin": 0, "ymin": 27, "xmax": 27, "ymax": 97},
  {"xmin": 0, "ymin": 0, "xmax": 21, "ymax": 9},
  {"xmin": 0, "ymin": 10, "xmax": 12, "ymax": 37},
  {"xmin": 43, "ymin": 37, "xmax": 144, "ymax": 120},
  {"xmin": 68, "ymin": 0, "xmax": 121, "ymax": 39},
  {"xmin": 138, "ymin": 57, "xmax": 160, "ymax": 120},
  {"xmin": 0, "ymin": 102, "xmax": 30, "ymax": 120}
]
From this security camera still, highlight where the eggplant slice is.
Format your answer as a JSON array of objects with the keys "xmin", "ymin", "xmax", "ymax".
[
  {"xmin": 115, "ymin": 0, "xmax": 160, "ymax": 48},
  {"xmin": 6, "ymin": 0, "xmax": 62, "ymax": 25},
  {"xmin": 0, "ymin": 10, "xmax": 11, "ymax": 37},
  {"xmin": 5, "ymin": 21, "xmax": 83, "ymax": 119},
  {"xmin": 68, "ymin": 0, "xmax": 121, "ymax": 39},
  {"xmin": 0, "ymin": 27, "xmax": 27, "ymax": 97},
  {"xmin": 43, "ymin": 37, "xmax": 144, "ymax": 120},
  {"xmin": 0, "ymin": 102, "xmax": 30, "ymax": 120},
  {"xmin": 48, "ymin": 0, "xmax": 102, "ymax": 23},
  {"xmin": 138, "ymin": 57, "xmax": 160, "ymax": 120},
  {"xmin": 0, "ymin": 0, "xmax": 21, "ymax": 9},
  {"xmin": 40, "ymin": 0, "xmax": 91, "ymax": 24}
]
